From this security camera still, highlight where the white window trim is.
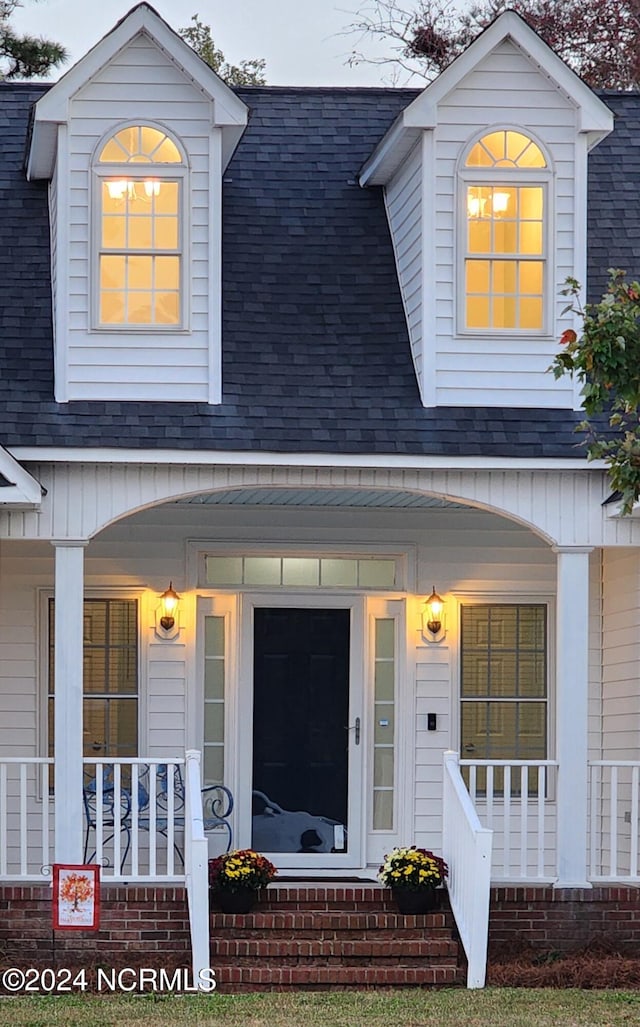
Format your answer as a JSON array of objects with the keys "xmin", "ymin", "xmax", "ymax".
[
  {"xmin": 450, "ymin": 592, "xmax": 556, "ymax": 766},
  {"xmin": 90, "ymin": 122, "xmax": 190, "ymax": 333},
  {"xmin": 455, "ymin": 126, "xmax": 555, "ymax": 339}
]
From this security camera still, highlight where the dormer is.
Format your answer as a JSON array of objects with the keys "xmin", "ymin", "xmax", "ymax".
[
  {"xmin": 360, "ymin": 11, "xmax": 614, "ymax": 409},
  {"xmin": 27, "ymin": 3, "xmax": 248, "ymax": 404}
]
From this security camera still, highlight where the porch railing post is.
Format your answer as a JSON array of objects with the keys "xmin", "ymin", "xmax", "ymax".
[
  {"xmin": 52, "ymin": 540, "xmax": 87, "ymax": 864},
  {"xmin": 554, "ymin": 546, "xmax": 593, "ymax": 888}
]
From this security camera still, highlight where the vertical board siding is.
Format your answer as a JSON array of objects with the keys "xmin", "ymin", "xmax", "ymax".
[
  {"xmin": 429, "ymin": 38, "xmax": 577, "ymax": 408},
  {"xmin": 57, "ymin": 34, "xmax": 213, "ymax": 401},
  {"xmin": 385, "ymin": 144, "xmax": 423, "ymax": 396}
]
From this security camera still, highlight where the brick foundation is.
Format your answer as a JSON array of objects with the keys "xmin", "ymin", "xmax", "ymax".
[
  {"xmin": 0, "ymin": 885, "xmax": 190, "ymax": 965},
  {"xmin": 489, "ymin": 886, "xmax": 640, "ymax": 955},
  {"xmin": 2, "ymin": 883, "xmax": 640, "ymax": 988}
]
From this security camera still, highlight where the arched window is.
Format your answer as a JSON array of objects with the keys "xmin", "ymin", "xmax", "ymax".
[
  {"xmin": 94, "ymin": 124, "xmax": 186, "ymax": 328},
  {"xmin": 461, "ymin": 130, "xmax": 549, "ymax": 332}
]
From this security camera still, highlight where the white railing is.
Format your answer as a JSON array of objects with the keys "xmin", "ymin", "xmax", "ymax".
[
  {"xmin": 462, "ymin": 758, "xmax": 558, "ymax": 881},
  {"xmin": 0, "ymin": 758, "xmax": 53, "ymax": 879},
  {"xmin": 83, "ymin": 758, "xmax": 186, "ymax": 881},
  {"xmin": 589, "ymin": 761, "xmax": 640, "ymax": 881},
  {"xmin": 184, "ymin": 749, "xmax": 211, "ymax": 990},
  {"xmin": 443, "ymin": 751, "xmax": 492, "ymax": 989}
]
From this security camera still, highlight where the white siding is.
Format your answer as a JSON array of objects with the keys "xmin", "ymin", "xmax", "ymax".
[
  {"xmin": 54, "ymin": 34, "xmax": 216, "ymax": 402},
  {"xmin": 385, "ymin": 143, "xmax": 423, "ymax": 398},
  {"xmin": 602, "ymin": 550, "xmax": 640, "ymax": 759}
]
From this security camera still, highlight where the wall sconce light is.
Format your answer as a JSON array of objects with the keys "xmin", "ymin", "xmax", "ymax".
[
  {"xmin": 159, "ymin": 582, "xmax": 180, "ymax": 632},
  {"xmin": 422, "ymin": 586, "xmax": 446, "ymax": 642}
]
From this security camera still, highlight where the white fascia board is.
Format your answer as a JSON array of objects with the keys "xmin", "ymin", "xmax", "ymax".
[
  {"xmin": 360, "ymin": 10, "xmax": 614, "ymax": 186},
  {"xmin": 359, "ymin": 113, "xmax": 422, "ymax": 187},
  {"xmin": 27, "ymin": 2, "xmax": 248, "ymax": 180},
  {"xmin": 0, "ymin": 448, "xmax": 44, "ymax": 506},
  {"xmin": 8, "ymin": 447, "xmax": 602, "ymax": 473}
]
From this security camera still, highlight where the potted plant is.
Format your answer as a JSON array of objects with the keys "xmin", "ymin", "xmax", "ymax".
[
  {"xmin": 208, "ymin": 848, "xmax": 277, "ymax": 914},
  {"xmin": 378, "ymin": 845, "xmax": 448, "ymax": 915}
]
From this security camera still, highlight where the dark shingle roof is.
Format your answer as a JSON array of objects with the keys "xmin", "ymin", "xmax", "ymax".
[{"xmin": 0, "ymin": 83, "xmax": 634, "ymax": 457}]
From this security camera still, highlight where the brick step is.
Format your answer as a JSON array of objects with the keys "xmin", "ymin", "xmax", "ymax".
[
  {"xmin": 210, "ymin": 911, "xmax": 452, "ymax": 938},
  {"xmin": 211, "ymin": 937, "xmax": 459, "ymax": 961},
  {"xmin": 214, "ymin": 964, "xmax": 463, "ymax": 991},
  {"xmin": 257, "ymin": 885, "xmax": 448, "ymax": 913}
]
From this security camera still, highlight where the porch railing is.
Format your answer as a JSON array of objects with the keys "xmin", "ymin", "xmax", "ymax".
[
  {"xmin": 442, "ymin": 751, "xmax": 492, "ymax": 989},
  {"xmin": 83, "ymin": 758, "xmax": 186, "ymax": 881},
  {"xmin": 589, "ymin": 761, "xmax": 640, "ymax": 882},
  {"xmin": 461, "ymin": 758, "xmax": 559, "ymax": 881},
  {"xmin": 0, "ymin": 758, "xmax": 53, "ymax": 880},
  {"xmin": 184, "ymin": 750, "xmax": 211, "ymax": 988}
]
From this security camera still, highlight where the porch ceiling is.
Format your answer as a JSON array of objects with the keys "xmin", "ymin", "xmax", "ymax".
[{"xmin": 176, "ymin": 488, "xmax": 469, "ymax": 509}]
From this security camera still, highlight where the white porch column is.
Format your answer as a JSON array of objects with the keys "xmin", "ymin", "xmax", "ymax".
[
  {"xmin": 52, "ymin": 541, "xmax": 87, "ymax": 864},
  {"xmin": 554, "ymin": 546, "xmax": 593, "ymax": 888}
]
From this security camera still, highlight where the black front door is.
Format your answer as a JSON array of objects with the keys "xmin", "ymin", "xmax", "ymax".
[{"xmin": 252, "ymin": 607, "xmax": 350, "ymax": 853}]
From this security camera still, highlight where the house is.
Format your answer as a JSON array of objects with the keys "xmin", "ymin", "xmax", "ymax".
[{"xmin": 2, "ymin": 1, "xmax": 640, "ymax": 990}]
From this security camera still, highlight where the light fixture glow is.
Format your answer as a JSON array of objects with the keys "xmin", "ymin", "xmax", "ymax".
[
  {"xmin": 424, "ymin": 586, "xmax": 444, "ymax": 636},
  {"xmin": 492, "ymin": 190, "xmax": 510, "ymax": 214},
  {"xmin": 159, "ymin": 582, "xmax": 180, "ymax": 632}
]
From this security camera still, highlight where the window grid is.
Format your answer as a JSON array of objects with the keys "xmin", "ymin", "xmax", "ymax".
[
  {"xmin": 48, "ymin": 598, "xmax": 138, "ymax": 760},
  {"xmin": 204, "ymin": 555, "xmax": 398, "ymax": 590},
  {"xmin": 462, "ymin": 130, "xmax": 548, "ymax": 332},
  {"xmin": 96, "ymin": 124, "xmax": 184, "ymax": 327},
  {"xmin": 203, "ymin": 616, "xmax": 225, "ymax": 786},
  {"xmin": 460, "ymin": 604, "xmax": 547, "ymax": 795},
  {"xmin": 372, "ymin": 618, "xmax": 395, "ymax": 831}
]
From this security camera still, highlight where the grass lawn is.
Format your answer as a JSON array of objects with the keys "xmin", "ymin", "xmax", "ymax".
[{"xmin": 1, "ymin": 989, "xmax": 640, "ymax": 1027}]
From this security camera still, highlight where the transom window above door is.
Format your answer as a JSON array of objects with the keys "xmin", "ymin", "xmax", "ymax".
[
  {"xmin": 94, "ymin": 124, "xmax": 186, "ymax": 329},
  {"xmin": 461, "ymin": 130, "xmax": 550, "ymax": 333},
  {"xmin": 203, "ymin": 554, "xmax": 399, "ymax": 589}
]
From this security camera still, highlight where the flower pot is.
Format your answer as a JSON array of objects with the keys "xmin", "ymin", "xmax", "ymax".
[
  {"xmin": 213, "ymin": 887, "xmax": 257, "ymax": 914},
  {"xmin": 391, "ymin": 887, "xmax": 437, "ymax": 915}
]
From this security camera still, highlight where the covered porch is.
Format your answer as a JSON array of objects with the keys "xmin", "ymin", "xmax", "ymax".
[{"xmin": 1, "ymin": 458, "xmax": 640, "ymax": 985}]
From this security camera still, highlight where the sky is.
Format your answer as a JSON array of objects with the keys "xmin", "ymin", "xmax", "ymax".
[{"xmin": 11, "ymin": 0, "xmax": 406, "ymax": 87}]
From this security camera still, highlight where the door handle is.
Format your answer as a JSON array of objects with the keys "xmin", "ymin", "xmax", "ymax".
[{"xmin": 346, "ymin": 717, "xmax": 360, "ymax": 745}]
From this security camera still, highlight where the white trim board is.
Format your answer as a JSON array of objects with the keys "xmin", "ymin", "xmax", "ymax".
[{"xmin": 10, "ymin": 448, "xmax": 602, "ymax": 471}]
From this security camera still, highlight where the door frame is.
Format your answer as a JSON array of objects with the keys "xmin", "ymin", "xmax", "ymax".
[{"xmin": 237, "ymin": 592, "xmax": 366, "ymax": 871}]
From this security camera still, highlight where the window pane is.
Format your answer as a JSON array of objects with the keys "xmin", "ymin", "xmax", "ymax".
[
  {"xmin": 101, "ymin": 255, "xmax": 125, "ymax": 289},
  {"xmin": 282, "ymin": 558, "xmax": 319, "ymax": 586},
  {"xmin": 359, "ymin": 560, "xmax": 396, "ymax": 588},
  {"xmin": 155, "ymin": 293, "xmax": 180, "ymax": 325},
  {"xmin": 466, "ymin": 295, "xmax": 490, "ymax": 329},
  {"xmin": 520, "ymin": 297, "xmax": 543, "ymax": 329},
  {"xmin": 520, "ymin": 221, "xmax": 543, "ymax": 254},
  {"xmin": 320, "ymin": 559, "xmax": 357, "ymax": 587},
  {"xmin": 468, "ymin": 220, "xmax": 491, "ymax": 253},
  {"xmin": 205, "ymin": 556, "xmax": 243, "ymax": 585},
  {"xmin": 102, "ymin": 216, "xmax": 126, "ymax": 248},
  {"xmin": 493, "ymin": 220, "xmax": 517, "ymax": 254},
  {"xmin": 520, "ymin": 187, "xmax": 543, "ymax": 220},
  {"xmin": 374, "ymin": 661, "xmax": 394, "ymax": 700},
  {"xmin": 492, "ymin": 261, "xmax": 517, "ymax": 294},
  {"xmin": 154, "ymin": 217, "xmax": 178, "ymax": 249},
  {"xmin": 129, "ymin": 216, "xmax": 152, "ymax": 249},
  {"xmin": 156, "ymin": 182, "xmax": 179, "ymax": 214},
  {"xmin": 374, "ymin": 704, "xmax": 394, "ymax": 743},
  {"xmin": 374, "ymin": 748, "xmax": 394, "ymax": 788},
  {"xmin": 373, "ymin": 790, "xmax": 394, "ymax": 831},
  {"xmin": 520, "ymin": 261, "xmax": 543, "ymax": 294},
  {"xmin": 244, "ymin": 557, "xmax": 281, "ymax": 585},
  {"xmin": 128, "ymin": 256, "xmax": 152, "ymax": 289},
  {"xmin": 204, "ymin": 746, "xmax": 224, "ymax": 785},
  {"xmin": 83, "ymin": 697, "xmax": 137, "ymax": 758},
  {"xmin": 466, "ymin": 260, "xmax": 490, "ymax": 293},
  {"xmin": 127, "ymin": 292, "xmax": 152, "ymax": 323},
  {"xmin": 100, "ymin": 291, "xmax": 124, "ymax": 323},
  {"xmin": 493, "ymin": 295, "xmax": 516, "ymax": 328},
  {"xmin": 205, "ymin": 702, "xmax": 224, "ymax": 743}
]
